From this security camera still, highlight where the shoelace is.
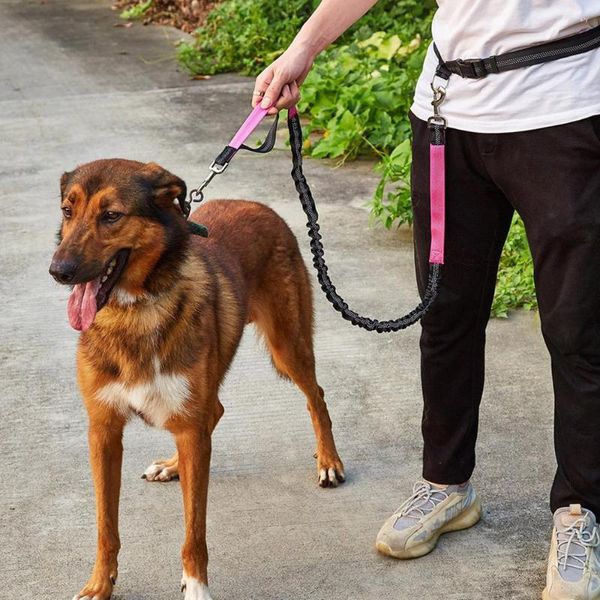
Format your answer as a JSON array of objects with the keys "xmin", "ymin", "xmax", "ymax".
[
  {"xmin": 558, "ymin": 518, "xmax": 600, "ymax": 572},
  {"xmin": 394, "ymin": 481, "xmax": 450, "ymax": 519}
]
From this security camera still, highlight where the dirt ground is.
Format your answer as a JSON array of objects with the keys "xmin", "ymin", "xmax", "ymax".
[{"xmin": 113, "ymin": 0, "xmax": 216, "ymax": 33}]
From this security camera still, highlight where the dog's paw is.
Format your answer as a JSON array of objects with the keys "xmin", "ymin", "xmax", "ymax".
[
  {"xmin": 142, "ymin": 458, "xmax": 179, "ymax": 482},
  {"xmin": 316, "ymin": 453, "xmax": 345, "ymax": 488},
  {"xmin": 181, "ymin": 575, "xmax": 213, "ymax": 600},
  {"xmin": 72, "ymin": 573, "xmax": 116, "ymax": 600}
]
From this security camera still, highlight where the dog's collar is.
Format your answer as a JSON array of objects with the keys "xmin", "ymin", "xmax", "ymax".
[{"xmin": 187, "ymin": 221, "xmax": 208, "ymax": 237}]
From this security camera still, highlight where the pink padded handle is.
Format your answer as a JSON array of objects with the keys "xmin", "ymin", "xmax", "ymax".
[
  {"xmin": 429, "ymin": 144, "xmax": 445, "ymax": 264},
  {"xmin": 229, "ymin": 105, "xmax": 270, "ymax": 149}
]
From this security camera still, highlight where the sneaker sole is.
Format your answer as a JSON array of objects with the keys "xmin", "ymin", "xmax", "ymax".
[
  {"xmin": 543, "ymin": 585, "xmax": 600, "ymax": 600},
  {"xmin": 376, "ymin": 496, "xmax": 483, "ymax": 560}
]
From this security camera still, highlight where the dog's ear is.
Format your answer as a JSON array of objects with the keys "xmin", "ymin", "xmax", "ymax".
[
  {"xmin": 142, "ymin": 162, "xmax": 187, "ymax": 215},
  {"xmin": 60, "ymin": 171, "xmax": 73, "ymax": 198}
]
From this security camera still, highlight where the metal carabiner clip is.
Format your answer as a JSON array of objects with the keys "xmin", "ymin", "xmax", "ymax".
[
  {"xmin": 202, "ymin": 161, "xmax": 229, "ymax": 188},
  {"xmin": 430, "ymin": 83, "xmax": 446, "ymax": 114},
  {"xmin": 185, "ymin": 161, "xmax": 230, "ymax": 219},
  {"xmin": 428, "ymin": 81, "xmax": 448, "ymax": 128}
]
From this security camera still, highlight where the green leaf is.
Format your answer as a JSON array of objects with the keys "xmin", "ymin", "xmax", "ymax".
[
  {"xmin": 120, "ymin": 0, "xmax": 152, "ymax": 20},
  {"xmin": 378, "ymin": 34, "xmax": 402, "ymax": 60}
]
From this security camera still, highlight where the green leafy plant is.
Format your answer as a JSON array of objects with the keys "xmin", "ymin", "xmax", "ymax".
[
  {"xmin": 120, "ymin": 0, "xmax": 153, "ymax": 20},
  {"xmin": 177, "ymin": 0, "xmax": 319, "ymax": 75},
  {"xmin": 370, "ymin": 138, "xmax": 413, "ymax": 229},
  {"xmin": 297, "ymin": 30, "xmax": 428, "ymax": 161},
  {"xmin": 492, "ymin": 216, "xmax": 537, "ymax": 317},
  {"xmin": 177, "ymin": 0, "xmax": 435, "ymax": 76}
]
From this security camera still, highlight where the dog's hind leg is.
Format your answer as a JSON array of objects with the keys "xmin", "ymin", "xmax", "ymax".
[
  {"xmin": 143, "ymin": 451, "xmax": 179, "ymax": 482},
  {"xmin": 253, "ymin": 264, "xmax": 345, "ymax": 488}
]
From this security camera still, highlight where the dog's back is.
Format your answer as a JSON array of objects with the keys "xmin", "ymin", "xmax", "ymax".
[{"xmin": 190, "ymin": 199, "xmax": 312, "ymax": 327}]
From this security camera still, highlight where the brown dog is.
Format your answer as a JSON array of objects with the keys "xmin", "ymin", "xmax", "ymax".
[{"xmin": 50, "ymin": 159, "xmax": 345, "ymax": 600}]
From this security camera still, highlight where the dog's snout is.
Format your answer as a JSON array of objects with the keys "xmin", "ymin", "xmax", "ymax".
[{"xmin": 49, "ymin": 258, "xmax": 78, "ymax": 284}]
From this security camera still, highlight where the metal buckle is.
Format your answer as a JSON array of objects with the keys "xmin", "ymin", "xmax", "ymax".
[
  {"xmin": 427, "ymin": 115, "xmax": 448, "ymax": 128},
  {"xmin": 184, "ymin": 161, "xmax": 230, "ymax": 219},
  {"xmin": 455, "ymin": 58, "xmax": 486, "ymax": 79},
  {"xmin": 200, "ymin": 161, "xmax": 229, "ymax": 190},
  {"xmin": 209, "ymin": 161, "xmax": 228, "ymax": 175}
]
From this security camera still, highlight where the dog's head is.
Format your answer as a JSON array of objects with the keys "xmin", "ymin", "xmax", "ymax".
[{"xmin": 50, "ymin": 159, "xmax": 189, "ymax": 331}]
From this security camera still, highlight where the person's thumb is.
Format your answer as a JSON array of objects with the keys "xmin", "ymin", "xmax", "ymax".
[{"xmin": 260, "ymin": 73, "xmax": 286, "ymax": 109}]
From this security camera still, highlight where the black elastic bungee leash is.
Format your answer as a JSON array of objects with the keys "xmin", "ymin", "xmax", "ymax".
[{"xmin": 286, "ymin": 110, "xmax": 442, "ymax": 332}]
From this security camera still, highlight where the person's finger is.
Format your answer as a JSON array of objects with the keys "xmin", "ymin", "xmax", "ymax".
[
  {"xmin": 252, "ymin": 88, "xmax": 267, "ymax": 108},
  {"xmin": 274, "ymin": 84, "xmax": 293, "ymax": 110},
  {"xmin": 252, "ymin": 68, "xmax": 272, "ymax": 107},
  {"xmin": 260, "ymin": 72, "xmax": 287, "ymax": 110}
]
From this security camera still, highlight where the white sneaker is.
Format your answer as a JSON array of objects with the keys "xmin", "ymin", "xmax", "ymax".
[
  {"xmin": 543, "ymin": 504, "xmax": 600, "ymax": 600},
  {"xmin": 375, "ymin": 480, "xmax": 482, "ymax": 559}
]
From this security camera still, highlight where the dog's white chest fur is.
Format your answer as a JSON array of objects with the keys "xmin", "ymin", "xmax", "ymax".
[{"xmin": 96, "ymin": 357, "xmax": 189, "ymax": 427}]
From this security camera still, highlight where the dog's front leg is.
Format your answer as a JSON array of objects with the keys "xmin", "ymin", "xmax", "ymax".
[
  {"xmin": 175, "ymin": 424, "xmax": 214, "ymax": 600},
  {"xmin": 74, "ymin": 404, "xmax": 125, "ymax": 600}
]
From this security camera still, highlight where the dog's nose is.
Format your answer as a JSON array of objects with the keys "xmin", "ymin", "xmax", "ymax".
[{"xmin": 49, "ymin": 258, "xmax": 78, "ymax": 284}]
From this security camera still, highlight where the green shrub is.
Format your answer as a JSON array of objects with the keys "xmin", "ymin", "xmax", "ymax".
[
  {"xmin": 297, "ymin": 31, "xmax": 428, "ymax": 161},
  {"xmin": 177, "ymin": 0, "xmax": 319, "ymax": 75},
  {"xmin": 177, "ymin": 0, "xmax": 435, "ymax": 76},
  {"xmin": 492, "ymin": 216, "xmax": 536, "ymax": 318}
]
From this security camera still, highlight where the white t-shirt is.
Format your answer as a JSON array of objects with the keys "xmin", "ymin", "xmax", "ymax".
[{"xmin": 411, "ymin": 1, "xmax": 600, "ymax": 133}]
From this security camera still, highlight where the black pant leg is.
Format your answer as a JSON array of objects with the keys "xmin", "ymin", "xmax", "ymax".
[
  {"xmin": 410, "ymin": 113, "xmax": 514, "ymax": 484},
  {"xmin": 490, "ymin": 116, "xmax": 600, "ymax": 515}
]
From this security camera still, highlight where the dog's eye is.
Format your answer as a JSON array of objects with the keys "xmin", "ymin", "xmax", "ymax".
[
  {"xmin": 61, "ymin": 206, "xmax": 72, "ymax": 219},
  {"xmin": 102, "ymin": 211, "xmax": 123, "ymax": 224}
]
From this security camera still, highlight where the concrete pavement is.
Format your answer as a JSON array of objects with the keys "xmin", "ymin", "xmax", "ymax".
[{"xmin": 0, "ymin": 2, "xmax": 556, "ymax": 598}]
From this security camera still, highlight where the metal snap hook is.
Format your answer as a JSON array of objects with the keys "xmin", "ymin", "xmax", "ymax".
[{"xmin": 189, "ymin": 188, "xmax": 204, "ymax": 204}]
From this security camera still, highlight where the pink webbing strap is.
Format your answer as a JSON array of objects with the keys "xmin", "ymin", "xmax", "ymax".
[
  {"xmin": 229, "ymin": 105, "xmax": 270, "ymax": 149},
  {"xmin": 429, "ymin": 143, "xmax": 446, "ymax": 264}
]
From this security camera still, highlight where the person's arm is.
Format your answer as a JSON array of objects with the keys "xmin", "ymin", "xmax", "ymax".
[{"xmin": 253, "ymin": 0, "xmax": 379, "ymax": 113}]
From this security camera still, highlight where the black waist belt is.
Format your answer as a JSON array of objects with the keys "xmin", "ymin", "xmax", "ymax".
[{"xmin": 433, "ymin": 23, "xmax": 600, "ymax": 81}]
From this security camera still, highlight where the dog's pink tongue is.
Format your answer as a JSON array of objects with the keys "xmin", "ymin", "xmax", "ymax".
[{"xmin": 67, "ymin": 278, "xmax": 101, "ymax": 331}]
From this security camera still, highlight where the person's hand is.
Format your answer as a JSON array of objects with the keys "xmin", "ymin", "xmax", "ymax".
[{"xmin": 252, "ymin": 44, "xmax": 315, "ymax": 114}]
